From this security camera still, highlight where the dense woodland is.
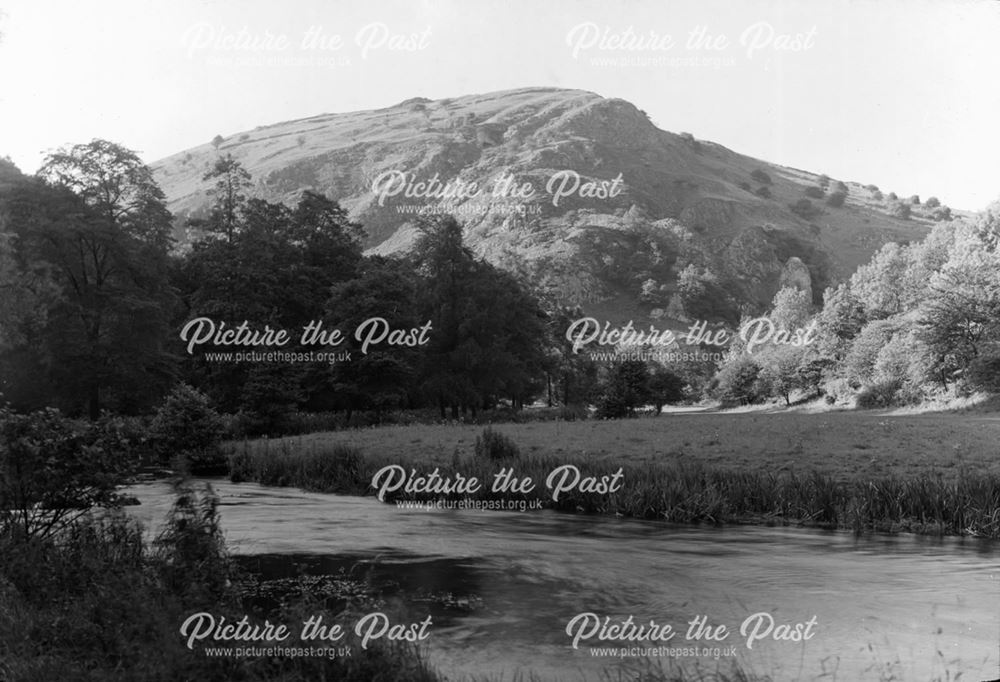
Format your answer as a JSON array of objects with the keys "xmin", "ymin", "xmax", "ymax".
[{"xmin": 1, "ymin": 140, "xmax": 999, "ymax": 433}]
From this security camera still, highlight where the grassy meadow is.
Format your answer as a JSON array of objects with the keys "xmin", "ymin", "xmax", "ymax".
[
  {"xmin": 228, "ymin": 411, "xmax": 1000, "ymax": 482},
  {"xmin": 225, "ymin": 410, "xmax": 1000, "ymax": 537}
]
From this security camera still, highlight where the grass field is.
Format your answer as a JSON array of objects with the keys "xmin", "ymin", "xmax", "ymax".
[
  {"xmin": 224, "ymin": 409, "xmax": 1000, "ymax": 537},
  {"xmin": 231, "ymin": 410, "xmax": 1000, "ymax": 483}
]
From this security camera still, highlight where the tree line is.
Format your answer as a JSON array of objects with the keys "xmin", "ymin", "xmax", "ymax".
[{"xmin": 0, "ymin": 140, "xmax": 691, "ymax": 429}]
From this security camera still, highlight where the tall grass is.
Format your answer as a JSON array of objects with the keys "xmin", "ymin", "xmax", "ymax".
[
  {"xmin": 0, "ymin": 483, "xmax": 440, "ymax": 682},
  {"xmin": 226, "ymin": 436, "xmax": 1000, "ymax": 538}
]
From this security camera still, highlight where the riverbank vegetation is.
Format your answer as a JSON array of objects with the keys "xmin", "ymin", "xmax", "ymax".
[
  {"xmin": 0, "ymin": 479, "xmax": 439, "ymax": 681},
  {"xmin": 226, "ymin": 412, "xmax": 1000, "ymax": 538}
]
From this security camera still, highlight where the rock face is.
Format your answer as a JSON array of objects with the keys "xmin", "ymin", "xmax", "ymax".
[
  {"xmin": 778, "ymin": 257, "xmax": 813, "ymax": 300},
  {"xmin": 151, "ymin": 87, "xmax": 930, "ymax": 324}
]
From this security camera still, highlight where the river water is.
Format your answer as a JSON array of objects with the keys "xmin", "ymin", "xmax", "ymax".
[{"xmin": 126, "ymin": 479, "xmax": 1000, "ymax": 681}]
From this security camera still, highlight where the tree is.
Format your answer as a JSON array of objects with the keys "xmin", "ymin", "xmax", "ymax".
[
  {"xmin": 648, "ymin": 365, "xmax": 685, "ymax": 413},
  {"xmin": 769, "ymin": 286, "xmax": 812, "ymax": 329},
  {"xmin": 8, "ymin": 144, "xmax": 176, "ymax": 417},
  {"xmin": 713, "ymin": 354, "xmax": 762, "ymax": 405},
  {"xmin": 201, "ymin": 154, "xmax": 251, "ymax": 242},
  {"xmin": 414, "ymin": 215, "xmax": 549, "ymax": 417},
  {"xmin": 597, "ymin": 360, "xmax": 650, "ymax": 418},
  {"xmin": 0, "ymin": 407, "xmax": 132, "ymax": 540},
  {"xmin": 39, "ymin": 139, "xmax": 172, "ymax": 246}
]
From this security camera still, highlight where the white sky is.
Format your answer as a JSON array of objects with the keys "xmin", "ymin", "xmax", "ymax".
[{"xmin": 1, "ymin": 0, "xmax": 998, "ymax": 210}]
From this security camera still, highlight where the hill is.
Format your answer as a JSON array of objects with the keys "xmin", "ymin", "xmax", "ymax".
[{"xmin": 151, "ymin": 87, "xmax": 961, "ymax": 324}]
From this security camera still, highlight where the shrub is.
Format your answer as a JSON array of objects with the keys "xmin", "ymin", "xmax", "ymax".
[
  {"xmin": 754, "ymin": 186, "xmax": 772, "ymax": 199},
  {"xmin": 826, "ymin": 190, "xmax": 847, "ymax": 207},
  {"xmin": 887, "ymin": 192, "xmax": 898, "ymax": 201},
  {"xmin": 153, "ymin": 483, "xmax": 233, "ymax": 605},
  {"xmin": 856, "ymin": 378, "xmax": 903, "ymax": 408},
  {"xmin": 804, "ymin": 186, "xmax": 825, "ymax": 199},
  {"xmin": 789, "ymin": 198, "xmax": 820, "ymax": 219},
  {"xmin": 925, "ymin": 196, "xmax": 941, "ymax": 208},
  {"xmin": 834, "ymin": 181, "xmax": 848, "ymax": 193},
  {"xmin": 738, "ymin": 181, "xmax": 751, "ymax": 191},
  {"xmin": 211, "ymin": 134, "xmax": 224, "ymax": 149},
  {"xmin": 909, "ymin": 194, "xmax": 920, "ymax": 205},
  {"xmin": 817, "ymin": 174, "xmax": 830, "ymax": 188},
  {"xmin": 151, "ymin": 384, "xmax": 225, "ymax": 472},
  {"xmin": 474, "ymin": 427, "xmax": 520, "ymax": 461},
  {"xmin": 751, "ymin": 169, "xmax": 772, "ymax": 185},
  {"xmin": 873, "ymin": 190, "xmax": 884, "ymax": 200},
  {"xmin": 931, "ymin": 206, "xmax": 952, "ymax": 221},
  {"xmin": 966, "ymin": 351, "xmax": 1000, "ymax": 393},
  {"xmin": 0, "ymin": 408, "xmax": 132, "ymax": 540},
  {"xmin": 891, "ymin": 202, "xmax": 911, "ymax": 220},
  {"xmin": 864, "ymin": 184, "xmax": 879, "ymax": 192},
  {"xmin": 238, "ymin": 133, "xmax": 249, "ymax": 141}
]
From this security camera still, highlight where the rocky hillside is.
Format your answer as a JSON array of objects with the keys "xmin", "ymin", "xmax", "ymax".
[{"xmin": 151, "ymin": 87, "xmax": 959, "ymax": 325}]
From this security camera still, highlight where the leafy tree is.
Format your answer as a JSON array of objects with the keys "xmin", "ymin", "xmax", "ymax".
[
  {"xmin": 324, "ymin": 257, "xmax": 423, "ymax": 420},
  {"xmin": 713, "ymin": 354, "xmax": 762, "ymax": 405},
  {"xmin": 596, "ymin": 360, "xmax": 650, "ymax": 418},
  {"xmin": 414, "ymin": 215, "xmax": 549, "ymax": 416},
  {"xmin": 7, "ymin": 142, "xmax": 177, "ymax": 417},
  {"xmin": 648, "ymin": 365, "xmax": 685, "ymax": 413},
  {"xmin": 849, "ymin": 242, "xmax": 909, "ymax": 320},
  {"xmin": 0, "ymin": 407, "xmax": 132, "ymax": 540},
  {"xmin": 546, "ymin": 305, "xmax": 600, "ymax": 407},
  {"xmin": 769, "ymin": 286, "xmax": 812, "ymax": 329}
]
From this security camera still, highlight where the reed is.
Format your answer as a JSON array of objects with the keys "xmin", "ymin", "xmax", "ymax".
[{"xmin": 226, "ymin": 434, "xmax": 1000, "ymax": 538}]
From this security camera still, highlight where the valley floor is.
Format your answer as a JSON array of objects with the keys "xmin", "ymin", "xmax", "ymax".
[{"xmin": 256, "ymin": 409, "xmax": 1000, "ymax": 483}]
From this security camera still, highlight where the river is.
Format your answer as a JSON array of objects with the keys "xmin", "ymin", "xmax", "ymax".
[{"xmin": 125, "ymin": 479, "xmax": 1000, "ymax": 681}]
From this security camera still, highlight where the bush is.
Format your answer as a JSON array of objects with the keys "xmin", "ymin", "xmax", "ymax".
[
  {"xmin": 856, "ymin": 378, "xmax": 903, "ymax": 408},
  {"xmin": 966, "ymin": 351, "xmax": 1000, "ymax": 393},
  {"xmin": 925, "ymin": 196, "xmax": 941, "ymax": 208},
  {"xmin": 474, "ymin": 427, "xmax": 520, "ymax": 461},
  {"xmin": 909, "ymin": 194, "xmax": 920, "ymax": 205},
  {"xmin": 931, "ymin": 206, "xmax": 952, "ymax": 222},
  {"xmin": 864, "ymin": 184, "xmax": 879, "ymax": 192},
  {"xmin": 834, "ymin": 181, "xmax": 848, "ymax": 193},
  {"xmin": 789, "ymin": 198, "xmax": 820, "ymax": 219},
  {"xmin": 804, "ymin": 186, "xmax": 825, "ymax": 199},
  {"xmin": 153, "ymin": 483, "xmax": 233, "ymax": 605},
  {"xmin": 738, "ymin": 181, "xmax": 751, "ymax": 191},
  {"xmin": 751, "ymin": 169, "xmax": 772, "ymax": 185},
  {"xmin": 817, "ymin": 174, "xmax": 830, "ymax": 188},
  {"xmin": 887, "ymin": 192, "xmax": 898, "ymax": 201},
  {"xmin": 826, "ymin": 190, "xmax": 847, "ymax": 207},
  {"xmin": 755, "ymin": 186, "xmax": 772, "ymax": 199},
  {"xmin": 891, "ymin": 202, "xmax": 911, "ymax": 220},
  {"xmin": 873, "ymin": 190, "xmax": 884, "ymax": 200},
  {"xmin": 0, "ymin": 408, "xmax": 132, "ymax": 540},
  {"xmin": 151, "ymin": 384, "xmax": 225, "ymax": 472}
]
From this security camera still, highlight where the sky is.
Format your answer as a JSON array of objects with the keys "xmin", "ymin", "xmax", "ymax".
[{"xmin": 0, "ymin": 0, "xmax": 998, "ymax": 210}]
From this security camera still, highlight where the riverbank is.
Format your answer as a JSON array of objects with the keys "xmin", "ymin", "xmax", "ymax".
[{"xmin": 224, "ymin": 411, "xmax": 1000, "ymax": 537}]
